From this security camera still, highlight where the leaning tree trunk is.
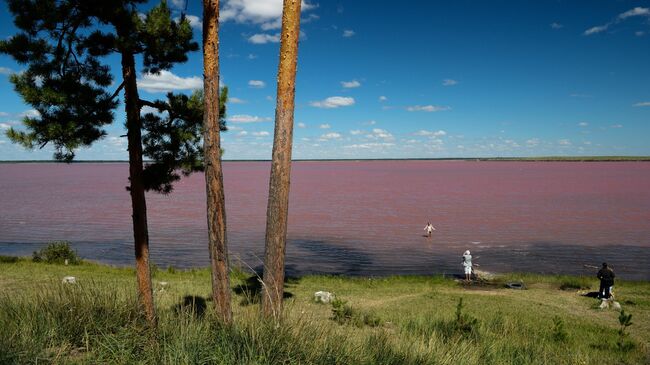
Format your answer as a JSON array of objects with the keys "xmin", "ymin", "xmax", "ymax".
[
  {"xmin": 261, "ymin": 0, "xmax": 302, "ymax": 319},
  {"xmin": 121, "ymin": 51, "xmax": 156, "ymax": 327},
  {"xmin": 203, "ymin": 0, "xmax": 232, "ymax": 324}
]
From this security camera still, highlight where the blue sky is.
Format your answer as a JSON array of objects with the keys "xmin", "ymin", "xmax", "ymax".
[{"xmin": 1, "ymin": 0, "xmax": 649, "ymax": 160}]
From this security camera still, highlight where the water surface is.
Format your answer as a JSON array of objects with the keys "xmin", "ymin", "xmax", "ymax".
[{"xmin": 1, "ymin": 161, "xmax": 649, "ymax": 279}]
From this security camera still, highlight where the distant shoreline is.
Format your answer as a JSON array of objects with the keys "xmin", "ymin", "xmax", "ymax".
[{"xmin": 1, "ymin": 156, "xmax": 650, "ymax": 163}]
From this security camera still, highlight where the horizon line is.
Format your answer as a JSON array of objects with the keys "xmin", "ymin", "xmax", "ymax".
[{"xmin": 2, "ymin": 156, "xmax": 650, "ymax": 163}]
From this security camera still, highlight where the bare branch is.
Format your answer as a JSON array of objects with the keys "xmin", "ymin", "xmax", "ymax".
[{"xmin": 110, "ymin": 81, "xmax": 125, "ymax": 100}]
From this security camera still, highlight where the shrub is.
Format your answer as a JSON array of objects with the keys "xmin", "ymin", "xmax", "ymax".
[
  {"xmin": 616, "ymin": 310, "xmax": 634, "ymax": 351},
  {"xmin": 330, "ymin": 298, "xmax": 381, "ymax": 327},
  {"xmin": 331, "ymin": 298, "xmax": 354, "ymax": 324},
  {"xmin": 32, "ymin": 241, "xmax": 80, "ymax": 265},
  {"xmin": 435, "ymin": 298, "xmax": 480, "ymax": 341},
  {"xmin": 0, "ymin": 255, "xmax": 20, "ymax": 263}
]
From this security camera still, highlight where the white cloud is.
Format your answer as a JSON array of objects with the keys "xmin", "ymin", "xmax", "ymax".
[
  {"xmin": 260, "ymin": 17, "xmax": 282, "ymax": 30},
  {"xmin": 584, "ymin": 25, "xmax": 609, "ymax": 35},
  {"xmin": 320, "ymin": 132, "xmax": 341, "ymax": 140},
  {"xmin": 174, "ymin": 15, "xmax": 202, "ymax": 29},
  {"xmin": 550, "ymin": 22, "xmax": 563, "ymax": 29},
  {"xmin": 350, "ymin": 129, "xmax": 363, "ymax": 135},
  {"xmin": 0, "ymin": 112, "xmax": 9, "ymax": 117},
  {"xmin": 611, "ymin": 124, "xmax": 623, "ymax": 128},
  {"xmin": 342, "ymin": 29, "xmax": 355, "ymax": 37},
  {"xmin": 310, "ymin": 96, "xmax": 355, "ymax": 108},
  {"xmin": 252, "ymin": 131, "xmax": 270, "ymax": 137},
  {"xmin": 185, "ymin": 15, "xmax": 202, "ymax": 29},
  {"xmin": 248, "ymin": 53, "xmax": 258, "ymax": 59},
  {"xmin": 221, "ymin": 0, "xmax": 315, "ymax": 30},
  {"xmin": 618, "ymin": 7, "xmax": 650, "ymax": 19},
  {"xmin": 526, "ymin": 138, "xmax": 540, "ymax": 147},
  {"xmin": 442, "ymin": 79, "xmax": 458, "ymax": 86},
  {"xmin": 558, "ymin": 139, "xmax": 571, "ymax": 146},
  {"xmin": 228, "ymin": 114, "xmax": 271, "ymax": 123},
  {"xmin": 406, "ymin": 105, "xmax": 450, "ymax": 112},
  {"xmin": 237, "ymin": 131, "xmax": 249, "ymax": 136},
  {"xmin": 248, "ymin": 80, "xmax": 266, "ymax": 88},
  {"xmin": 633, "ymin": 101, "xmax": 650, "ymax": 107},
  {"xmin": 0, "ymin": 123, "xmax": 11, "ymax": 129},
  {"xmin": 137, "ymin": 70, "xmax": 202, "ymax": 92},
  {"xmin": 140, "ymin": 105, "xmax": 167, "ymax": 116},
  {"xmin": 229, "ymin": 97, "xmax": 247, "ymax": 104},
  {"xmin": 319, "ymin": 123, "xmax": 331, "ymax": 129},
  {"xmin": 344, "ymin": 142, "xmax": 395, "ymax": 149},
  {"xmin": 578, "ymin": 122, "xmax": 589, "ymax": 127},
  {"xmin": 0, "ymin": 67, "xmax": 14, "ymax": 75},
  {"xmin": 170, "ymin": 0, "xmax": 185, "ymax": 9},
  {"xmin": 378, "ymin": 96, "xmax": 387, "ymax": 102},
  {"xmin": 415, "ymin": 130, "xmax": 446, "ymax": 137},
  {"xmin": 341, "ymin": 80, "xmax": 361, "ymax": 88},
  {"xmin": 297, "ymin": 122, "xmax": 306, "ymax": 128},
  {"xmin": 369, "ymin": 128, "xmax": 393, "ymax": 140},
  {"xmin": 248, "ymin": 33, "xmax": 280, "ymax": 44},
  {"xmin": 584, "ymin": 7, "xmax": 650, "ymax": 36},
  {"xmin": 20, "ymin": 109, "xmax": 40, "ymax": 118},
  {"xmin": 363, "ymin": 120, "xmax": 376, "ymax": 125},
  {"xmin": 636, "ymin": 31, "xmax": 646, "ymax": 36}
]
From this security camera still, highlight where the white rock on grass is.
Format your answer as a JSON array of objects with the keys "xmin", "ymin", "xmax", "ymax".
[
  {"xmin": 314, "ymin": 291, "xmax": 334, "ymax": 303},
  {"xmin": 62, "ymin": 276, "xmax": 76, "ymax": 284}
]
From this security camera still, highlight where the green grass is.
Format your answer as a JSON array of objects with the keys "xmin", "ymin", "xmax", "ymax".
[{"xmin": 1, "ymin": 259, "xmax": 649, "ymax": 364}]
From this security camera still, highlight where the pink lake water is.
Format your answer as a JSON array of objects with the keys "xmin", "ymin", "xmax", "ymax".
[{"xmin": 1, "ymin": 161, "xmax": 649, "ymax": 280}]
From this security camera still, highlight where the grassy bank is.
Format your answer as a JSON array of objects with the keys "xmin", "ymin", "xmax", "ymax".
[{"xmin": 1, "ymin": 258, "xmax": 649, "ymax": 364}]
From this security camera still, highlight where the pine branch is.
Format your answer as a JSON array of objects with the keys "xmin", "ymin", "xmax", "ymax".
[{"xmin": 110, "ymin": 81, "xmax": 125, "ymax": 100}]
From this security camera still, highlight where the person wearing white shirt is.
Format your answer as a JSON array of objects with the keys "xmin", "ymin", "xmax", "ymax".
[
  {"xmin": 424, "ymin": 222, "xmax": 436, "ymax": 237},
  {"xmin": 462, "ymin": 250, "xmax": 472, "ymax": 281}
]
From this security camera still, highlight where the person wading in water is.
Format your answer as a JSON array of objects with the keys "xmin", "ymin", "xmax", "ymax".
[
  {"xmin": 597, "ymin": 262, "xmax": 615, "ymax": 299},
  {"xmin": 424, "ymin": 222, "xmax": 436, "ymax": 238}
]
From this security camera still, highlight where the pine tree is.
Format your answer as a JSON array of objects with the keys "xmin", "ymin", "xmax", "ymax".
[
  {"xmin": 202, "ymin": 0, "xmax": 232, "ymax": 324},
  {"xmin": 0, "ymin": 0, "xmax": 227, "ymax": 326},
  {"xmin": 261, "ymin": 0, "xmax": 302, "ymax": 318}
]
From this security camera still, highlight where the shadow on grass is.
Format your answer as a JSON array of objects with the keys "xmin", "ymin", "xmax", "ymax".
[
  {"xmin": 174, "ymin": 295, "xmax": 208, "ymax": 317},
  {"xmin": 232, "ymin": 275, "xmax": 295, "ymax": 306}
]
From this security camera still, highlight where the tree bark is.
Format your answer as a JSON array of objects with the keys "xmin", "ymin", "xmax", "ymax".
[
  {"xmin": 121, "ymin": 51, "xmax": 156, "ymax": 327},
  {"xmin": 203, "ymin": 0, "xmax": 232, "ymax": 324},
  {"xmin": 261, "ymin": 0, "xmax": 302, "ymax": 319}
]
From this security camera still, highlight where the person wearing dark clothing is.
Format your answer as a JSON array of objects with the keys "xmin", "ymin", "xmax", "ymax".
[{"xmin": 597, "ymin": 263, "xmax": 615, "ymax": 299}]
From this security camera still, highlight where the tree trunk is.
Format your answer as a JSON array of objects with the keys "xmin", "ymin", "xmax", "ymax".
[
  {"xmin": 121, "ymin": 51, "xmax": 156, "ymax": 327},
  {"xmin": 261, "ymin": 0, "xmax": 302, "ymax": 319},
  {"xmin": 203, "ymin": 0, "xmax": 232, "ymax": 324}
]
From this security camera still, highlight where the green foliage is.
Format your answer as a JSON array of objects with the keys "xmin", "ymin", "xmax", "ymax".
[
  {"xmin": 551, "ymin": 316, "xmax": 568, "ymax": 343},
  {"xmin": 559, "ymin": 276, "xmax": 591, "ymax": 290},
  {"xmin": 434, "ymin": 298, "xmax": 480, "ymax": 341},
  {"xmin": 0, "ymin": 0, "xmax": 216, "ymax": 195},
  {"xmin": 0, "ymin": 255, "xmax": 20, "ymax": 263},
  {"xmin": 616, "ymin": 310, "xmax": 634, "ymax": 351},
  {"xmin": 330, "ymin": 298, "xmax": 353, "ymax": 324},
  {"xmin": 330, "ymin": 297, "xmax": 381, "ymax": 327},
  {"xmin": 140, "ymin": 88, "xmax": 228, "ymax": 194},
  {"xmin": 32, "ymin": 241, "xmax": 80, "ymax": 265}
]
